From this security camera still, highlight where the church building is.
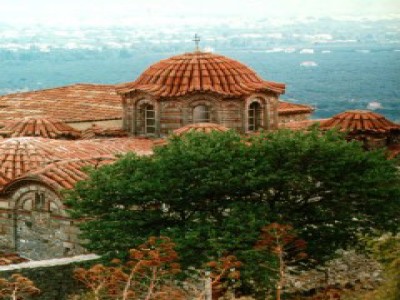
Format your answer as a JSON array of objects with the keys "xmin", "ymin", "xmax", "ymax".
[
  {"xmin": 116, "ymin": 51, "xmax": 287, "ymax": 137},
  {"xmin": 0, "ymin": 45, "xmax": 316, "ymax": 261}
]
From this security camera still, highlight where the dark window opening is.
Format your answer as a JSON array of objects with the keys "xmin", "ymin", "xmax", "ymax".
[
  {"xmin": 193, "ymin": 105, "xmax": 210, "ymax": 123},
  {"xmin": 248, "ymin": 102, "xmax": 262, "ymax": 131}
]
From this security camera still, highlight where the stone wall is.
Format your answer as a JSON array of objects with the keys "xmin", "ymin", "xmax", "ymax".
[
  {"xmin": 0, "ymin": 254, "xmax": 99, "ymax": 300},
  {"xmin": 67, "ymin": 119, "xmax": 123, "ymax": 130},
  {"xmin": 122, "ymin": 91, "xmax": 279, "ymax": 137},
  {"xmin": 0, "ymin": 182, "xmax": 85, "ymax": 260},
  {"xmin": 278, "ymin": 112, "xmax": 312, "ymax": 124}
]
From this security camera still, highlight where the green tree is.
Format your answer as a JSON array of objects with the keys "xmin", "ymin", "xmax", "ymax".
[
  {"xmin": 246, "ymin": 129, "xmax": 400, "ymax": 260},
  {"xmin": 67, "ymin": 129, "xmax": 400, "ymax": 297}
]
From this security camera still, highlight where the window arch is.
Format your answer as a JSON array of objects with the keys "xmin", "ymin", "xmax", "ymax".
[
  {"xmin": 193, "ymin": 105, "xmax": 210, "ymax": 123},
  {"xmin": 248, "ymin": 102, "xmax": 262, "ymax": 131}
]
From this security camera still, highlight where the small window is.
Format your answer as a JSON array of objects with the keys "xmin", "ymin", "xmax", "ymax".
[
  {"xmin": 34, "ymin": 192, "xmax": 45, "ymax": 211},
  {"xmin": 144, "ymin": 104, "xmax": 156, "ymax": 134},
  {"xmin": 193, "ymin": 105, "xmax": 210, "ymax": 123},
  {"xmin": 248, "ymin": 102, "xmax": 262, "ymax": 131}
]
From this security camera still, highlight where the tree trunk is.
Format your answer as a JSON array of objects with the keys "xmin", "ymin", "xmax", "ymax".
[{"xmin": 205, "ymin": 276, "xmax": 212, "ymax": 300}]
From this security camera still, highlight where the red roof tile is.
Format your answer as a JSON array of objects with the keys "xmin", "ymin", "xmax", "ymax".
[
  {"xmin": 173, "ymin": 122, "xmax": 229, "ymax": 136},
  {"xmin": 0, "ymin": 84, "xmax": 308, "ymax": 124},
  {"xmin": 0, "ymin": 137, "xmax": 155, "ymax": 190},
  {"xmin": 81, "ymin": 124, "xmax": 128, "ymax": 139},
  {"xmin": 278, "ymin": 101, "xmax": 314, "ymax": 115},
  {"xmin": 24, "ymin": 157, "xmax": 116, "ymax": 191},
  {"xmin": 0, "ymin": 117, "xmax": 81, "ymax": 139},
  {"xmin": 72, "ymin": 138, "xmax": 155, "ymax": 157},
  {"xmin": 319, "ymin": 110, "xmax": 400, "ymax": 133},
  {"xmin": 0, "ymin": 138, "xmax": 68, "ymax": 187},
  {"xmin": 0, "ymin": 84, "xmax": 122, "ymax": 122},
  {"xmin": 116, "ymin": 51, "xmax": 285, "ymax": 98}
]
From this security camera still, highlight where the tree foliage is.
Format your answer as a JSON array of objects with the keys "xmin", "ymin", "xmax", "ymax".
[
  {"xmin": 255, "ymin": 223, "xmax": 307, "ymax": 300},
  {"xmin": 73, "ymin": 236, "xmax": 241, "ymax": 300},
  {"xmin": 67, "ymin": 129, "xmax": 400, "ymax": 295},
  {"xmin": 0, "ymin": 274, "xmax": 40, "ymax": 300}
]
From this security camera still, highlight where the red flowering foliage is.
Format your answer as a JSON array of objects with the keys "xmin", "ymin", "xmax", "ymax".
[
  {"xmin": 74, "ymin": 236, "xmax": 182, "ymax": 300},
  {"xmin": 255, "ymin": 223, "xmax": 307, "ymax": 262},
  {"xmin": 255, "ymin": 223, "xmax": 308, "ymax": 300},
  {"xmin": 206, "ymin": 255, "xmax": 242, "ymax": 285},
  {"xmin": 0, "ymin": 273, "xmax": 40, "ymax": 299}
]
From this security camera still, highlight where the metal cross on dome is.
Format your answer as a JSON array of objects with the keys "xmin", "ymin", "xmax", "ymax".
[{"xmin": 193, "ymin": 34, "xmax": 201, "ymax": 51}]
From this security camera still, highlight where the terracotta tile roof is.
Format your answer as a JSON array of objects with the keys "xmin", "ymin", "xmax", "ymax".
[
  {"xmin": 0, "ymin": 84, "xmax": 122, "ymax": 122},
  {"xmin": 0, "ymin": 137, "xmax": 155, "ymax": 190},
  {"xmin": 116, "ymin": 51, "xmax": 285, "ymax": 98},
  {"xmin": 0, "ymin": 117, "xmax": 81, "ymax": 139},
  {"xmin": 0, "ymin": 137, "xmax": 69, "ymax": 187},
  {"xmin": 0, "ymin": 84, "xmax": 309, "ymax": 125},
  {"xmin": 24, "ymin": 157, "xmax": 116, "ymax": 190},
  {"xmin": 278, "ymin": 101, "xmax": 314, "ymax": 115},
  {"xmin": 72, "ymin": 138, "xmax": 155, "ymax": 157},
  {"xmin": 81, "ymin": 124, "xmax": 128, "ymax": 139},
  {"xmin": 319, "ymin": 110, "xmax": 400, "ymax": 133},
  {"xmin": 173, "ymin": 123, "xmax": 229, "ymax": 136}
]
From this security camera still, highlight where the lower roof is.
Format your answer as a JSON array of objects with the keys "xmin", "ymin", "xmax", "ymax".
[
  {"xmin": 0, "ymin": 84, "xmax": 313, "ymax": 123},
  {"xmin": 0, "ymin": 84, "xmax": 122, "ymax": 123}
]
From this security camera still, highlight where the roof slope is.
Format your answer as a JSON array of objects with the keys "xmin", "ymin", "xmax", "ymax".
[
  {"xmin": 278, "ymin": 101, "xmax": 314, "ymax": 115},
  {"xmin": 0, "ymin": 84, "xmax": 122, "ymax": 122},
  {"xmin": 0, "ymin": 137, "xmax": 155, "ymax": 190},
  {"xmin": 173, "ymin": 123, "xmax": 229, "ymax": 136},
  {"xmin": 0, "ymin": 117, "xmax": 81, "ymax": 139},
  {"xmin": 25, "ymin": 157, "xmax": 116, "ymax": 190},
  {"xmin": 0, "ymin": 84, "xmax": 311, "ymax": 124},
  {"xmin": 81, "ymin": 124, "xmax": 128, "ymax": 139},
  {"xmin": 319, "ymin": 110, "xmax": 400, "ymax": 133},
  {"xmin": 0, "ymin": 137, "xmax": 68, "ymax": 187},
  {"xmin": 116, "ymin": 51, "xmax": 285, "ymax": 98}
]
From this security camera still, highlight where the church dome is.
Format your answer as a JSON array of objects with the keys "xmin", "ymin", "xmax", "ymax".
[
  {"xmin": 319, "ymin": 110, "xmax": 400, "ymax": 133},
  {"xmin": 116, "ymin": 51, "xmax": 285, "ymax": 98}
]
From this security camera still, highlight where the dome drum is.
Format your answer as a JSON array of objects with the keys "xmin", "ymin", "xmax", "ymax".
[{"xmin": 117, "ymin": 51, "xmax": 285, "ymax": 137}]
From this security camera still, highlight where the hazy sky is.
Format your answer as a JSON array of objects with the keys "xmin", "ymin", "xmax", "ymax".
[{"xmin": 1, "ymin": 0, "xmax": 399, "ymax": 26}]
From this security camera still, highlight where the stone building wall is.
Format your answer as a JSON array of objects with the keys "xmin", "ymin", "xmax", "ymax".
[
  {"xmin": 278, "ymin": 112, "xmax": 312, "ymax": 124},
  {"xmin": 67, "ymin": 119, "xmax": 123, "ymax": 130},
  {"xmin": 0, "ymin": 182, "xmax": 85, "ymax": 260},
  {"xmin": 0, "ymin": 254, "xmax": 99, "ymax": 300},
  {"xmin": 122, "ymin": 91, "xmax": 279, "ymax": 137}
]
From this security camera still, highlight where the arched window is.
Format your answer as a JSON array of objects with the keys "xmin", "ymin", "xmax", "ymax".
[
  {"xmin": 143, "ymin": 104, "xmax": 156, "ymax": 134},
  {"xmin": 193, "ymin": 105, "xmax": 210, "ymax": 123},
  {"xmin": 248, "ymin": 102, "xmax": 262, "ymax": 131}
]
